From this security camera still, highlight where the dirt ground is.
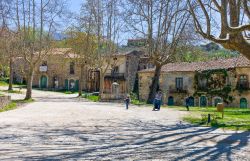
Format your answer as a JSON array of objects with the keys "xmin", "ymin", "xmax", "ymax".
[{"xmin": 0, "ymin": 88, "xmax": 249, "ymax": 160}]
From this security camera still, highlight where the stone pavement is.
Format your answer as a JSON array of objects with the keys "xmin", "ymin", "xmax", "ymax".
[{"xmin": 0, "ymin": 88, "xmax": 249, "ymax": 160}]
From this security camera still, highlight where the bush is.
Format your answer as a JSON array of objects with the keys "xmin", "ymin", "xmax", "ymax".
[{"xmin": 82, "ymin": 93, "xmax": 100, "ymax": 102}]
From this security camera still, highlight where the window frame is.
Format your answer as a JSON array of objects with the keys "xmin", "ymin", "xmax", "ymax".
[{"xmin": 175, "ymin": 77, "xmax": 183, "ymax": 90}]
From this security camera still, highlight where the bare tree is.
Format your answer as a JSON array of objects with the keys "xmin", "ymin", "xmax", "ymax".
[
  {"xmin": 0, "ymin": 0, "xmax": 17, "ymax": 90},
  {"xmin": 66, "ymin": 29, "xmax": 97, "ymax": 96},
  {"xmin": 188, "ymin": 0, "xmax": 250, "ymax": 59},
  {"xmin": 122, "ymin": 0, "xmax": 190, "ymax": 103},
  {"xmin": 14, "ymin": 0, "xmax": 68, "ymax": 100},
  {"xmin": 80, "ymin": 0, "xmax": 121, "ymax": 99}
]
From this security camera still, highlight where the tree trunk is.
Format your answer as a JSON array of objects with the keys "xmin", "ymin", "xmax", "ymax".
[
  {"xmin": 25, "ymin": 69, "xmax": 34, "ymax": 100},
  {"xmin": 147, "ymin": 65, "xmax": 162, "ymax": 104},
  {"xmin": 78, "ymin": 64, "xmax": 84, "ymax": 97},
  {"xmin": 8, "ymin": 57, "xmax": 13, "ymax": 91},
  {"xmin": 99, "ymin": 73, "xmax": 105, "ymax": 100}
]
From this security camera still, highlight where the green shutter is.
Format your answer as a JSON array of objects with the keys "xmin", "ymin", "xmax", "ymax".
[
  {"xmin": 75, "ymin": 80, "xmax": 79, "ymax": 91},
  {"xmin": 65, "ymin": 79, "xmax": 68, "ymax": 90}
]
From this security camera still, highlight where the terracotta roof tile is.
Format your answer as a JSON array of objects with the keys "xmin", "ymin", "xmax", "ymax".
[{"xmin": 139, "ymin": 55, "xmax": 250, "ymax": 73}]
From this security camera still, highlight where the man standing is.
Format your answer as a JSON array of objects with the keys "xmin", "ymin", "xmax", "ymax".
[
  {"xmin": 185, "ymin": 97, "xmax": 190, "ymax": 111},
  {"xmin": 153, "ymin": 91, "xmax": 163, "ymax": 111}
]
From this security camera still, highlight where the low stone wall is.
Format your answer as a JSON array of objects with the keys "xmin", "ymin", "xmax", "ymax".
[
  {"xmin": 0, "ymin": 96, "xmax": 11, "ymax": 109},
  {"xmin": 101, "ymin": 93, "xmax": 126, "ymax": 102}
]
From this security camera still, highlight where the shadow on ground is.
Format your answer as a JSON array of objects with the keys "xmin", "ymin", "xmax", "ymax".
[{"xmin": 0, "ymin": 119, "xmax": 249, "ymax": 160}]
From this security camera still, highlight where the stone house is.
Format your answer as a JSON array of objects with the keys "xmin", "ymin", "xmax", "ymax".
[
  {"xmin": 13, "ymin": 48, "xmax": 151, "ymax": 99},
  {"xmin": 13, "ymin": 48, "xmax": 85, "ymax": 91},
  {"xmin": 138, "ymin": 56, "xmax": 250, "ymax": 108}
]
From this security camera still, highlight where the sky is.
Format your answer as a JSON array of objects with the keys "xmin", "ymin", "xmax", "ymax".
[
  {"xmin": 69, "ymin": 0, "xmax": 82, "ymax": 13},
  {"xmin": 67, "ymin": 0, "xmax": 130, "ymax": 45}
]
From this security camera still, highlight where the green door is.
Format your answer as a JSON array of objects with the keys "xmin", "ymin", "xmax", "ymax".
[
  {"xmin": 200, "ymin": 96, "xmax": 207, "ymax": 107},
  {"xmin": 240, "ymin": 98, "xmax": 248, "ymax": 108},
  {"xmin": 65, "ymin": 79, "xmax": 69, "ymax": 90},
  {"xmin": 189, "ymin": 97, "xmax": 195, "ymax": 106},
  {"xmin": 75, "ymin": 80, "xmax": 79, "ymax": 91},
  {"xmin": 40, "ymin": 76, "xmax": 47, "ymax": 89},
  {"xmin": 168, "ymin": 96, "xmax": 174, "ymax": 106},
  {"xmin": 214, "ymin": 98, "xmax": 222, "ymax": 107}
]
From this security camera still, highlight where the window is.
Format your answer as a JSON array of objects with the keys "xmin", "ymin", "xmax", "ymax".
[
  {"xmin": 238, "ymin": 75, "xmax": 249, "ymax": 89},
  {"xmin": 239, "ymin": 75, "xmax": 248, "ymax": 85},
  {"xmin": 42, "ymin": 61, "xmax": 47, "ymax": 66},
  {"xmin": 176, "ymin": 77, "xmax": 183, "ymax": 90},
  {"xmin": 111, "ymin": 66, "xmax": 119, "ymax": 75},
  {"xmin": 70, "ymin": 62, "xmax": 75, "ymax": 74}
]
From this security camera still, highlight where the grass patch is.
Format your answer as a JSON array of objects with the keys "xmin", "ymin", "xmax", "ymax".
[
  {"xmin": 131, "ymin": 99, "xmax": 147, "ymax": 106},
  {"xmin": 82, "ymin": 93, "xmax": 100, "ymax": 102},
  {"xmin": 0, "ymin": 99, "xmax": 34, "ymax": 113},
  {"xmin": 0, "ymin": 89, "xmax": 22, "ymax": 94},
  {"xmin": 64, "ymin": 91, "xmax": 77, "ymax": 94},
  {"xmin": 0, "ymin": 102, "xmax": 17, "ymax": 112},
  {"xmin": 172, "ymin": 106, "xmax": 250, "ymax": 131},
  {"xmin": 0, "ymin": 81, "xmax": 8, "ymax": 86},
  {"xmin": 13, "ymin": 98, "xmax": 34, "ymax": 104}
]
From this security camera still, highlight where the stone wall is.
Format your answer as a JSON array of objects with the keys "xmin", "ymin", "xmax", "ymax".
[
  {"xmin": 0, "ymin": 96, "xmax": 11, "ymax": 109},
  {"xmin": 126, "ymin": 51, "xmax": 141, "ymax": 92}
]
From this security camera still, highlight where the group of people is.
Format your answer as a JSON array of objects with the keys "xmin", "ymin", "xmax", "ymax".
[{"xmin": 124, "ymin": 91, "xmax": 191, "ymax": 111}]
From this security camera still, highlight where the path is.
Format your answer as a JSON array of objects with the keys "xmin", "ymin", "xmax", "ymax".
[{"xmin": 0, "ymin": 88, "xmax": 249, "ymax": 160}]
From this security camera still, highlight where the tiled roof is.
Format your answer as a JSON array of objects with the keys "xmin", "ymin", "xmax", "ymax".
[{"xmin": 139, "ymin": 55, "xmax": 250, "ymax": 73}]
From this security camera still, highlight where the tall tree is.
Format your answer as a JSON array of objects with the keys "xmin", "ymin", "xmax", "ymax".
[
  {"xmin": 0, "ymin": 0, "xmax": 17, "ymax": 90},
  {"xmin": 123, "ymin": 0, "xmax": 190, "ymax": 103},
  {"xmin": 14, "ymin": 0, "xmax": 68, "ymax": 100},
  {"xmin": 66, "ymin": 30, "xmax": 97, "ymax": 97},
  {"xmin": 188, "ymin": 0, "xmax": 250, "ymax": 60},
  {"xmin": 80, "ymin": 0, "xmax": 121, "ymax": 99}
]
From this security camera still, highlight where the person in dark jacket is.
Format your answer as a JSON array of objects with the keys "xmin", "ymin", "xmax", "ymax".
[
  {"xmin": 185, "ymin": 97, "xmax": 190, "ymax": 111},
  {"xmin": 124, "ymin": 95, "xmax": 130, "ymax": 110},
  {"xmin": 153, "ymin": 91, "xmax": 163, "ymax": 111}
]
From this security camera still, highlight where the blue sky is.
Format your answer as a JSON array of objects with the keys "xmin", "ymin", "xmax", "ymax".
[{"xmin": 69, "ymin": 0, "xmax": 82, "ymax": 13}]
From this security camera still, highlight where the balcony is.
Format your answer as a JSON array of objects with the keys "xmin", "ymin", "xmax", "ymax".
[
  {"xmin": 105, "ymin": 73, "xmax": 125, "ymax": 80},
  {"xmin": 169, "ymin": 86, "xmax": 188, "ymax": 94},
  {"xmin": 236, "ymin": 82, "xmax": 250, "ymax": 91},
  {"xmin": 39, "ymin": 66, "xmax": 48, "ymax": 72}
]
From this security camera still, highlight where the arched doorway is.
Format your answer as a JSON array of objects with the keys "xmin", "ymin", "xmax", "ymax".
[
  {"xmin": 240, "ymin": 98, "xmax": 248, "ymax": 108},
  {"xmin": 214, "ymin": 97, "xmax": 222, "ymax": 107},
  {"xmin": 189, "ymin": 97, "xmax": 195, "ymax": 107},
  {"xmin": 40, "ymin": 75, "xmax": 47, "ymax": 89},
  {"xmin": 168, "ymin": 96, "xmax": 174, "ymax": 106},
  {"xmin": 200, "ymin": 96, "xmax": 207, "ymax": 107}
]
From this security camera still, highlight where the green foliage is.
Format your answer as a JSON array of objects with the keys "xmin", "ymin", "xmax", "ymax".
[
  {"xmin": 0, "ymin": 102, "xmax": 17, "ymax": 112},
  {"xmin": 131, "ymin": 99, "xmax": 147, "ymax": 105},
  {"xmin": 0, "ymin": 81, "xmax": 8, "ymax": 86},
  {"xmin": 176, "ymin": 43, "xmax": 238, "ymax": 63},
  {"xmin": 194, "ymin": 69, "xmax": 233, "ymax": 103},
  {"xmin": 82, "ymin": 93, "xmax": 100, "ymax": 102},
  {"xmin": 129, "ymin": 92, "xmax": 147, "ymax": 105}
]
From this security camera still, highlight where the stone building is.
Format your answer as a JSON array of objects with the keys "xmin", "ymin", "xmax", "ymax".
[
  {"xmin": 138, "ymin": 56, "xmax": 250, "ymax": 108},
  {"xmin": 13, "ymin": 48, "xmax": 151, "ymax": 99},
  {"xmin": 13, "ymin": 48, "xmax": 85, "ymax": 91}
]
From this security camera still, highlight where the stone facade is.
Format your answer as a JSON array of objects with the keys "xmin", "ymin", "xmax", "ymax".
[
  {"xmin": 138, "ymin": 56, "xmax": 250, "ymax": 108},
  {"xmin": 0, "ymin": 96, "xmax": 11, "ymax": 109},
  {"xmin": 13, "ymin": 48, "xmax": 152, "ymax": 98},
  {"xmin": 13, "ymin": 48, "xmax": 86, "ymax": 91}
]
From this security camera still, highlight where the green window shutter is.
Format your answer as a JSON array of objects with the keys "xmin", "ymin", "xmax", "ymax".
[
  {"xmin": 65, "ymin": 79, "xmax": 68, "ymax": 90},
  {"xmin": 75, "ymin": 80, "xmax": 79, "ymax": 91}
]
